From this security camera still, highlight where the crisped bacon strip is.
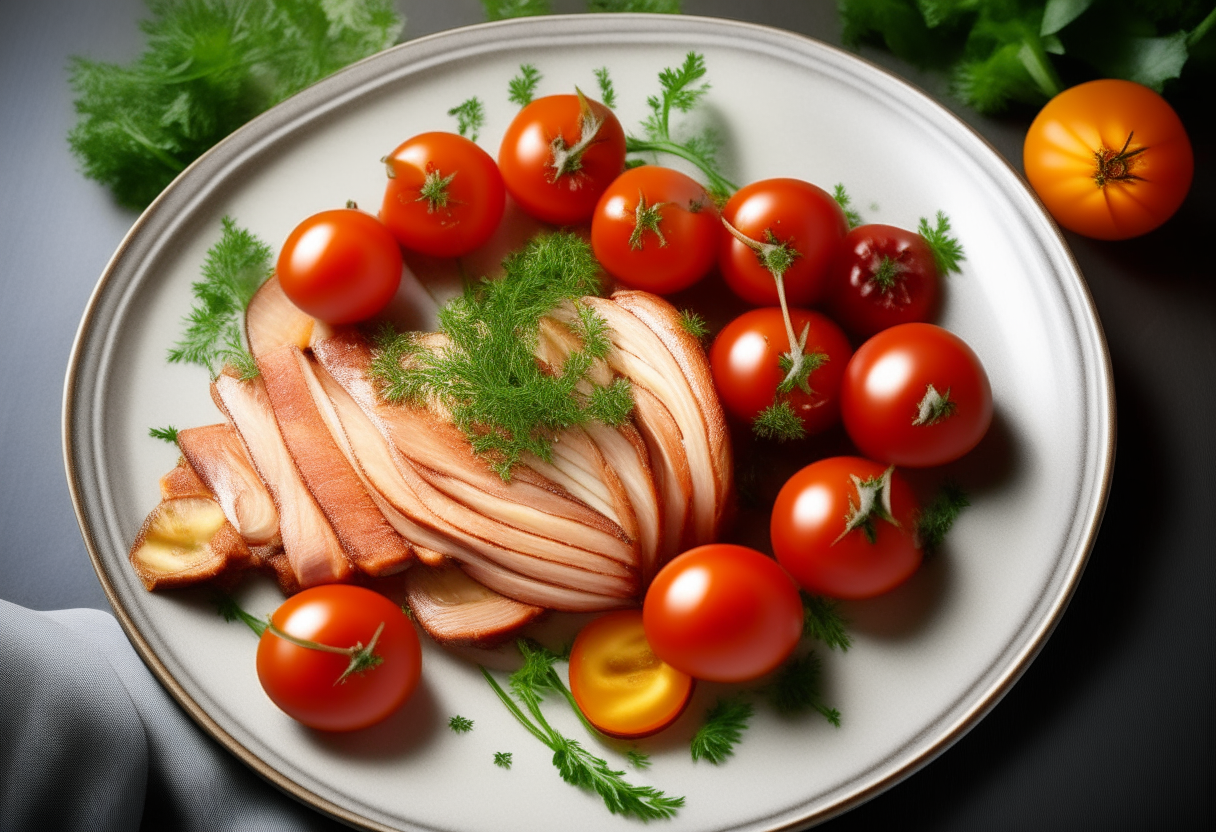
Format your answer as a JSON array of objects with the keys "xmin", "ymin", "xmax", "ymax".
[
  {"xmin": 258, "ymin": 345, "xmax": 413, "ymax": 577},
  {"xmin": 178, "ymin": 423, "xmax": 280, "ymax": 545},
  {"xmin": 213, "ymin": 372, "xmax": 351, "ymax": 588}
]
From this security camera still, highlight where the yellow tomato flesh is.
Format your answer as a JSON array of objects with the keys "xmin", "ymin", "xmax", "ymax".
[{"xmin": 568, "ymin": 610, "xmax": 693, "ymax": 739}]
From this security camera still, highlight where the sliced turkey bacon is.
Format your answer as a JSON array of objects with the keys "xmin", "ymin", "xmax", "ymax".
[
  {"xmin": 403, "ymin": 561, "xmax": 545, "ymax": 647},
  {"xmin": 213, "ymin": 372, "xmax": 351, "ymax": 588},
  {"xmin": 245, "ymin": 275, "xmax": 313, "ymax": 358},
  {"xmin": 631, "ymin": 384, "xmax": 693, "ymax": 565},
  {"xmin": 178, "ymin": 423, "xmax": 280, "ymax": 545},
  {"xmin": 311, "ymin": 329, "xmax": 638, "ymax": 570},
  {"xmin": 257, "ymin": 345, "xmax": 412, "ymax": 577},
  {"xmin": 309, "ymin": 351, "xmax": 638, "ymax": 607},
  {"xmin": 159, "ymin": 458, "xmax": 211, "ymax": 501}
]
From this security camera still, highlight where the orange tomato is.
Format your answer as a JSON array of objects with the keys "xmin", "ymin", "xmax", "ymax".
[
  {"xmin": 568, "ymin": 610, "xmax": 693, "ymax": 738},
  {"xmin": 1023, "ymin": 79, "xmax": 1193, "ymax": 240}
]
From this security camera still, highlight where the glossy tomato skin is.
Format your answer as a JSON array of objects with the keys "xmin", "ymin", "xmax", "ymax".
[
  {"xmin": 1023, "ymin": 79, "xmax": 1193, "ymax": 240},
  {"xmin": 498, "ymin": 94, "xmax": 626, "ymax": 226},
  {"xmin": 590, "ymin": 165, "xmax": 718, "ymax": 294},
  {"xmin": 829, "ymin": 223, "xmax": 940, "ymax": 338},
  {"xmin": 643, "ymin": 544, "xmax": 803, "ymax": 683},
  {"xmin": 276, "ymin": 209, "xmax": 402, "ymax": 324},
  {"xmin": 771, "ymin": 456, "xmax": 922, "ymax": 599},
  {"xmin": 841, "ymin": 323, "xmax": 992, "ymax": 467},
  {"xmin": 379, "ymin": 131, "xmax": 505, "ymax": 258},
  {"xmin": 568, "ymin": 610, "xmax": 694, "ymax": 739},
  {"xmin": 256, "ymin": 585, "xmax": 421, "ymax": 732},
  {"xmin": 719, "ymin": 178, "xmax": 848, "ymax": 307},
  {"xmin": 710, "ymin": 307, "xmax": 853, "ymax": 435}
]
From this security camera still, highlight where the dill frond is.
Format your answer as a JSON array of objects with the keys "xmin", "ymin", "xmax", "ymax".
[
  {"xmin": 801, "ymin": 592, "xmax": 852, "ymax": 652},
  {"xmin": 167, "ymin": 217, "xmax": 270, "ymax": 377},
  {"xmin": 916, "ymin": 481, "xmax": 970, "ymax": 555},
  {"xmin": 626, "ymin": 749, "xmax": 651, "ymax": 770},
  {"xmin": 448, "ymin": 715, "xmax": 474, "ymax": 733},
  {"xmin": 508, "ymin": 63, "xmax": 542, "ymax": 106},
  {"xmin": 149, "ymin": 425, "xmax": 179, "ymax": 444},
  {"xmin": 678, "ymin": 309, "xmax": 709, "ymax": 341},
  {"xmin": 373, "ymin": 232, "xmax": 634, "ymax": 480},
  {"xmin": 593, "ymin": 67, "xmax": 617, "ymax": 109},
  {"xmin": 448, "ymin": 96, "xmax": 486, "ymax": 142},
  {"xmin": 833, "ymin": 183, "xmax": 864, "ymax": 229},
  {"xmin": 918, "ymin": 211, "xmax": 966, "ymax": 275},
  {"xmin": 493, "ymin": 751, "xmax": 513, "ymax": 769},
  {"xmin": 752, "ymin": 400, "xmax": 806, "ymax": 442},
  {"xmin": 765, "ymin": 652, "xmax": 841, "ymax": 726},
  {"xmin": 690, "ymin": 697, "xmax": 753, "ymax": 764}
]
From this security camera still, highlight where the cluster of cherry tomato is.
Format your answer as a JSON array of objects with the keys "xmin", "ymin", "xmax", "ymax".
[{"xmin": 264, "ymin": 85, "xmax": 994, "ymax": 738}]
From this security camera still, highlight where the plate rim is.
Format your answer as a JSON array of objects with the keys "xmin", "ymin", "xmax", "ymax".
[{"xmin": 62, "ymin": 12, "xmax": 1116, "ymax": 831}]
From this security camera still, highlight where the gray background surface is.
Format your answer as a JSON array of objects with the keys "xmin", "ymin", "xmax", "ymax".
[{"xmin": 1, "ymin": 0, "xmax": 1211, "ymax": 829}]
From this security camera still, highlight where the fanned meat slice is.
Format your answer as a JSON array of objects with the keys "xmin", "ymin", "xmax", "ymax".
[
  {"xmin": 311, "ymin": 329, "xmax": 638, "ymax": 573},
  {"xmin": 159, "ymin": 458, "xmax": 211, "ymax": 500},
  {"xmin": 403, "ymin": 561, "xmax": 545, "ymax": 647},
  {"xmin": 555, "ymin": 296, "xmax": 730, "ymax": 545},
  {"xmin": 246, "ymin": 275, "xmax": 313, "ymax": 358},
  {"xmin": 310, "ymin": 353, "xmax": 637, "ymax": 608},
  {"xmin": 129, "ymin": 497, "xmax": 251, "ymax": 591},
  {"xmin": 178, "ymin": 423, "xmax": 280, "ymax": 545},
  {"xmin": 213, "ymin": 372, "xmax": 352, "ymax": 588},
  {"xmin": 631, "ymin": 384, "xmax": 693, "ymax": 565},
  {"xmin": 258, "ymin": 345, "xmax": 412, "ymax": 577}
]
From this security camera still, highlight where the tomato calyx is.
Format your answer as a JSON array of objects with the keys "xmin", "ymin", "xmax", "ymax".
[
  {"xmin": 628, "ymin": 190, "xmax": 668, "ymax": 249},
  {"xmin": 266, "ymin": 618, "xmax": 387, "ymax": 686},
  {"xmin": 870, "ymin": 255, "xmax": 903, "ymax": 293},
  {"xmin": 834, "ymin": 466, "xmax": 899, "ymax": 545},
  {"xmin": 416, "ymin": 164, "xmax": 458, "ymax": 213},
  {"xmin": 911, "ymin": 383, "xmax": 957, "ymax": 426},
  {"xmin": 549, "ymin": 88, "xmax": 606, "ymax": 182},
  {"xmin": 1093, "ymin": 131, "xmax": 1147, "ymax": 188}
]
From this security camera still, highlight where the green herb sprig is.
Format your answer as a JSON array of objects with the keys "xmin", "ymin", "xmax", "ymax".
[
  {"xmin": 167, "ymin": 217, "xmax": 268, "ymax": 378},
  {"xmin": 481, "ymin": 640, "xmax": 685, "ymax": 821},
  {"xmin": 508, "ymin": 64, "xmax": 542, "ymax": 106},
  {"xmin": 626, "ymin": 52, "xmax": 738, "ymax": 201},
  {"xmin": 149, "ymin": 425, "xmax": 180, "ymax": 444},
  {"xmin": 916, "ymin": 481, "xmax": 971, "ymax": 555},
  {"xmin": 449, "ymin": 715, "xmax": 475, "ymax": 733},
  {"xmin": 690, "ymin": 697, "xmax": 753, "ymax": 765},
  {"xmin": 448, "ymin": 97, "xmax": 486, "ymax": 142},
  {"xmin": 369, "ymin": 232, "xmax": 634, "ymax": 480},
  {"xmin": 69, "ymin": 0, "xmax": 403, "ymax": 209}
]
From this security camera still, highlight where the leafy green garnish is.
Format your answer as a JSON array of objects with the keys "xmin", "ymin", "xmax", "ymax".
[
  {"xmin": 369, "ymin": 232, "xmax": 632, "ymax": 480},
  {"xmin": 626, "ymin": 749, "xmax": 652, "ymax": 770},
  {"xmin": 482, "ymin": 0, "xmax": 551, "ymax": 20},
  {"xmin": 493, "ymin": 751, "xmax": 514, "ymax": 769},
  {"xmin": 448, "ymin": 96, "xmax": 486, "ymax": 142},
  {"xmin": 508, "ymin": 63, "xmax": 542, "ymax": 106},
  {"xmin": 690, "ymin": 698, "xmax": 753, "ymax": 764},
  {"xmin": 918, "ymin": 211, "xmax": 966, "ymax": 276},
  {"xmin": 752, "ymin": 400, "xmax": 806, "ymax": 443},
  {"xmin": 834, "ymin": 183, "xmax": 864, "ymax": 229},
  {"xmin": 149, "ymin": 425, "xmax": 179, "ymax": 444},
  {"xmin": 449, "ymin": 715, "xmax": 475, "ymax": 733},
  {"xmin": 626, "ymin": 52, "xmax": 738, "ymax": 200},
  {"xmin": 838, "ymin": 0, "xmax": 1216, "ymax": 113},
  {"xmin": 68, "ymin": 0, "xmax": 403, "ymax": 209},
  {"xmin": 801, "ymin": 593, "xmax": 852, "ymax": 652},
  {"xmin": 764, "ymin": 652, "xmax": 841, "ymax": 726},
  {"xmin": 677, "ymin": 309, "xmax": 710, "ymax": 341},
  {"xmin": 588, "ymin": 0, "xmax": 683, "ymax": 12},
  {"xmin": 593, "ymin": 67, "xmax": 617, "ymax": 109},
  {"xmin": 481, "ymin": 640, "xmax": 684, "ymax": 820},
  {"xmin": 916, "ymin": 481, "xmax": 971, "ymax": 555},
  {"xmin": 168, "ymin": 217, "xmax": 269, "ymax": 377}
]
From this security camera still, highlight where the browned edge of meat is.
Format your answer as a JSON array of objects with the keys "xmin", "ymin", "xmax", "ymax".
[
  {"xmin": 178, "ymin": 423, "xmax": 280, "ymax": 546},
  {"xmin": 404, "ymin": 561, "xmax": 545, "ymax": 648},
  {"xmin": 129, "ymin": 497, "xmax": 251, "ymax": 591}
]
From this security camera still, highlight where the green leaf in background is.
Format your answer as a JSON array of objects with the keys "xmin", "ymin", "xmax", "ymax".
[
  {"xmin": 587, "ymin": 0, "xmax": 682, "ymax": 11},
  {"xmin": 838, "ymin": 0, "xmax": 1216, "ymax": 113},
  {"xmin": 68, "ymin": 0, "xmax": 403, "ymax": 210},
  {"xmin": 481, "ymin": 0, "xmax": 552, "ymax": 20}
]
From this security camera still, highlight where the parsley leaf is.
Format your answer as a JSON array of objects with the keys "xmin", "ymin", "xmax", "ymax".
[
  {"xmin": 448, "ymin": 715, "xmax": 474, "ymax": 733},
  {"xmin": 508, "ymin": 63, "xmax": 542, "ymax": 106}
]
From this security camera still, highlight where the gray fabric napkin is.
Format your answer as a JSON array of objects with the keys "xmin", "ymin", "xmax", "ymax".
[{"xmin": 0, "ymin": 599, "xmax": 348, "ymax": 832}]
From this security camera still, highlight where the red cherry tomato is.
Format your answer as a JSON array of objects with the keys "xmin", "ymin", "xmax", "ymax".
[
  {"xmin": 256, "ymin": 585, "xmax": 421, "ymax": 732},
  {"xmin": 379, "ymin": 131, "xmax": 505, "ymax": 258},
  {"xmin": 276, "ymin": 209, "xmax": 402, "ymax": 324},
  {"xmin": 718, "ymin": 178, "xmax": 848, "ymax": 307},
  {"xmin": 643, "ymin": 544, "xmax": 803, "ymax": 683},
  {"xmin": 829, "ymin": 223, "xmax": 940, "ymax": 338},
  {"xmin": 568, "ymin": 610, "xmax": 694, "ymax": 739},
  {"xmin": 498, "ymin": 93, "xmax": 626, "ymax": 226},
  {"xmin": 709, "ymin": 308, "xmax": 853, "ymax": 436},
  {"xmin": 771, "ymin": 457, "xmax": 922, "ymax": 599},
  {"xmin": 842, "ymin": 323, "xmax": 992, "ymax": 467},
  {"xmin": 590, "ymin": 165, "xmax": 718, "ymax": 294}
]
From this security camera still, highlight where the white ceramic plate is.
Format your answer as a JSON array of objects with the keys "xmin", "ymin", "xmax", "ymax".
[{"xmin": 65, "ymin": 14, "xmax": 1113, "ymax": 832}]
